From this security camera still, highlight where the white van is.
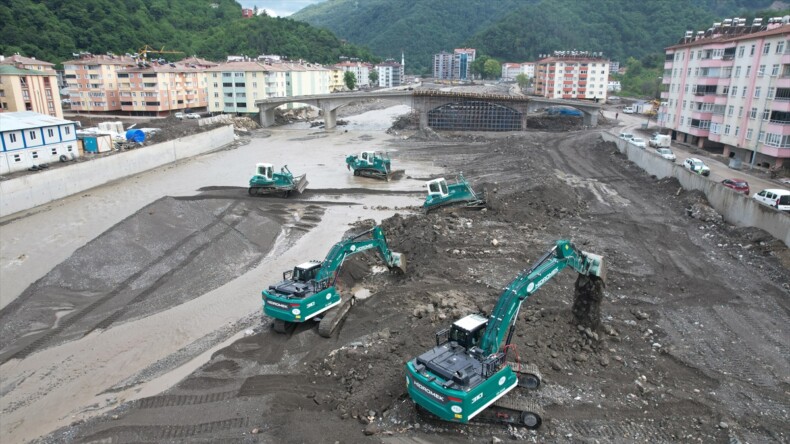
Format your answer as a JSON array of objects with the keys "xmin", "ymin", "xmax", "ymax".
[
  {"xmin": 622, "ymin": 106, "xmax": 635, "ymax": 114},
  {"xmin": 752, "ymin": 189, "xmax": 790, "ymax": 211},
  {"xmin": 618, "ymin": 132, "xmax": 634, "ymax": 140},
  {"xmin": 649, "ymin": 134, "xmax": 671, "ymax": 148}
]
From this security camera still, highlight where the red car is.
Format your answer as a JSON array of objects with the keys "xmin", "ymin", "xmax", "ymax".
[{"xmin": 721, "ymin": 178, "xmax": 750, "ymax": 195}]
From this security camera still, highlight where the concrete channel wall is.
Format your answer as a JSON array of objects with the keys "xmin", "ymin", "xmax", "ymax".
[
  {"xmin": 602, "ymin": 132, "xmax": 790, "ymax": 247},
  {"xmin": 0, "ymin": 125, "xmax": 235, "ymax": 218}
]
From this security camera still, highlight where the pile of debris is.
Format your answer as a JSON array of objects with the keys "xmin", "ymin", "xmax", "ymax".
[{"xmin": 232, "ymin": 116, "xmax": 260, "ymax": 132}]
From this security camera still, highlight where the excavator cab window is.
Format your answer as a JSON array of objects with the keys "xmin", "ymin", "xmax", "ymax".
[
  {"xmin": 449, "ymin": 324, "xmax": 485, "ymax": 350},
  {"xmin": 292, "ymin": 265, "xmax": 319, "ymax": 282},
  {"xmin": 429, "ymin": 182, "xmax": 440, "ymax": 194},
  {"xmin": 440, "ymin": 180, "xmax": 448, "ymax": 195}
]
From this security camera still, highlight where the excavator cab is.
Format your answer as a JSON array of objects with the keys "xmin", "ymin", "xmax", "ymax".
[
  {"xmin": 255, "ymin": 163, "xmax": 274, "ymax": 180},
  {"xmin": 448, "ymin": 314, "xmax": 487, "ymax": 350},
  {"xmin": 286, "ymin": 261, "xmax": 321, "ymax": 282},
  {"xmin": 426, "ymin": 178, "xmax": 449, "ymax": 198},
  {"xmin": 360, "ymin": 151, "xmax": 374, "ymax": 165}
]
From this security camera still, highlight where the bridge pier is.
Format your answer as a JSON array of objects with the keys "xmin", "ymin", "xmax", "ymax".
[
  {"xmin": 322, "ymin": 104, "xmax": 337, "ymax": 130},
  {"xmin": 419, "ymin": 110, "xmax": 429, "ymax": 130},
  {"xmin": 260, "ymin": 106, "xmax": 276, "ymax": 128},
  {"xmin": 583, "ymin": 112, "xmax": 598, "ymax": 127}
]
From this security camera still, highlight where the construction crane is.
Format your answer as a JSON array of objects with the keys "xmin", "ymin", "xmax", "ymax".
[{"xmin": 135, "ymin": 45, "xmax": 183, "ymax": 62}]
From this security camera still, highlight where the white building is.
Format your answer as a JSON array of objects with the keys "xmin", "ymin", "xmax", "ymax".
[
  {"xmin": 0, "ymin": 111, "xmax": 78, "ymax": 174},
  {"xmin": 608, "ymin": 80, "xmax": 622, "ymax": 92},
  {"xmin": 334, "ymin": 61, "xmax": 371, "ymax": 88},
  {"xmin": 501, "ymin": 63, "xmax": 521, "ymax": 81},
  {"xmin": 520, "ymin": 62, "xmax": 536, "ymax": 78},
  {"xmin": 535, "ymin": 52, "xmax": 610, "ymax": 102},
  {"xmin": 375, "ymin": 60, "xmax": 404, "ymax": 88}
]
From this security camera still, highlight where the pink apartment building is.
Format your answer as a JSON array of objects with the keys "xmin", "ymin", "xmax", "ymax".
[
  {"xmin": 63, "ymin": 54, "xmax": 137, "ymax": 113},
  {"xmin": 661, "ymin": 17, "xmax": 790, "ymax": 168},
  {"xmin": 117, "ymin": 62, "xmax": 208, "ymax": 116}
]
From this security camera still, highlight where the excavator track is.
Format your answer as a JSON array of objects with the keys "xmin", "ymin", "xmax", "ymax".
[
  {"xmin": 249, "ymin": 186, "xmax": 289, "ymax": 197},
  {"xmin": 317, "ymin": 295, "xmax": 355, "ymax": 337},
  {"xmin": 414, "ymin": 393, "xmax": 544, "ymax": 430},
  {"xmin": 509, "ymin": 362, "xmax": 542, "ymax": 389},
  {"xmin": 272, "ymin": 319, "xmax": 290, "ymax": 334},
  {"xmin": 424, "ymin": 198, "xmax": 486, "ymax": 214}
]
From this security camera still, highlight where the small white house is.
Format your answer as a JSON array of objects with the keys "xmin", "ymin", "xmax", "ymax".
[{"xmin": 0, "ymin": 111, "xmax": 79, "ymax": 174}]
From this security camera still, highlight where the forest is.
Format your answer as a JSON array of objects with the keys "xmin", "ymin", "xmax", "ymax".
[{"xmin": 0, "ymin": 0, "xmax": 376, "ymax": 67}]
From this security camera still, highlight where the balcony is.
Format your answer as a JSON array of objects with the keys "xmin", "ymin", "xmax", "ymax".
[{"xmin": 688, "ymin": 126, "xmax": 710, "ymax": 137}]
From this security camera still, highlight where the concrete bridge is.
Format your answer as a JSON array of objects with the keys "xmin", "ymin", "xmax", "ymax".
[{"xmin": 255, "ymin": 90, "xmax": 602, "ymax": 131}]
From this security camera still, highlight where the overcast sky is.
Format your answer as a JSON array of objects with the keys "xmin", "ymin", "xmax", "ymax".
[{"xmin": 236, "ymin": 0, "xmax": 326, "ymax": 17}]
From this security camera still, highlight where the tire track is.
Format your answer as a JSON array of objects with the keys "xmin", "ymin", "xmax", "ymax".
[
  {"xmin": 0, "ymin": 202, "xmax": 241, "ymax": 364},
  {"xmin": 137, "ymin": 390, "xmax": 238, "ymax": 409}
]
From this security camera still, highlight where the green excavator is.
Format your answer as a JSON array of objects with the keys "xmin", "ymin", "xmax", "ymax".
[
  {"xmin": 249, "ymin": 163, "xmax": 308, "ymax": 197},
  {"xmin": 262, "ymin": 225, "xmax": 406, "ymax": 337},
  {"xmin": 405, "ymin": 240, "xmax": 605, "ymax": 428},
  {"xmin": 346, "ymin": 151, "xmax": 394, "ymax": 180},
  {"xmin": 423, "ymin": 173, "xmax": 485, "ymax": 212}
]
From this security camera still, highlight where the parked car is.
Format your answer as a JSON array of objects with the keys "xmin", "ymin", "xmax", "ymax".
[
  {"xmin": 721, "ymin": 178, "xmax": 750, "ymax": 195},
  {"xmin": 622, "ymin": 106, "xmax": 635, "ymax": 114},
  {"xmin": 630, "ymin": 137, "xmax": 647, "ymax": 148},
  {"xmin": 649, "ymin": 134, "xmax": 671, "ymax": 148},
  {"xmin": 186, "ymin": 113, "xmax": 201, "ymax": 119},
  {"xmin": 618, "ymin": 132, "xmax": 634, "ymax": 140},
  {"xmin": 752, "ymin": 188, "xmax": 790, "ymax": 211},
  {"xmin": 655, "ymin": 148, "xmax": 676, "ymax": 161},
  {"xmin": 683, "ymin": 158, "xmax": 711, "ymax": 176},
  {"xmin": 175, "ymin": 112, "xmax": 185, "ymax": 120}
]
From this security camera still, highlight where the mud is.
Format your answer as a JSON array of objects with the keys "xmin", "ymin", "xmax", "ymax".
[{"xmin": 4, "ymin": 97, "xmax": 789, "ymax": 444}]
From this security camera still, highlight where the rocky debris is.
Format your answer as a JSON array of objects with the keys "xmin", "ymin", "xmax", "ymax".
[
  {"xmin": 232, "ymin": 116, "xmax": 259, "ymax": 131},
  {"xmin": 572, "ymin": 274, "xmax": 604, "ymax": 330},
  {"xmin": 686, "ymin": 202, "xmax": 723, "ymax": 223}
]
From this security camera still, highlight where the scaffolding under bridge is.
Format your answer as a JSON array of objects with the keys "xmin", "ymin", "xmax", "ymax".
[{"xmin": 414, "ymin": 90, "xmax": 530, "ymax": 132}]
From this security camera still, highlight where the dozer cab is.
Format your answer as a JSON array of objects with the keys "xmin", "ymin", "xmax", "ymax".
[
  {"xmin": 423, "ymin": 173, "xmax": 485, "ymax": 212},
  {"xmin": 262, "ymin": 225, "xmax": 406, "ymax": 337},
  {"xmin": 346, "ymin": 151, "xmax": 394, "ymax": 180},
  {"xmin": 406, "ymin": 240, "xmax": 605, "ymax": 428},
  {"xmin": 249, "ymin": 163, "xmax": 308, "ymax": 197}
]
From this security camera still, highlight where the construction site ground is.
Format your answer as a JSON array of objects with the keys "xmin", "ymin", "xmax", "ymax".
[{"xmin": 1, "ymin": 94, "xmax": 789, "ymax": 444}]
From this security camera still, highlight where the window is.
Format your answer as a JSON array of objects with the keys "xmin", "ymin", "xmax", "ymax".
[
  {"xmin": 67, "ymin": 145, "xmax": 73, "ymax": 152},
  {"xmin": 772, "ymin": 64, "xmax": 780, "ymax": 76},
  {"xmin": 47, "ymin": 128, "xmax": 54, "ymax": 137},
  {"xmin": 29, "ymin": 131, "xmax": 36, "ymax": 140},
  {"xmin": 735, "ymin": 66, "xmax": 741, "ymax": 77},
  {"xmin": 13, "ymin": 154, "xmax": 21, "ymax": 162},
  {"xmin": 731, "ymin": 86, "xmax": 737, "ymax": 97},
  {"xmin": 758, "ymin": 130, "xmax": 765, "ymax": 142},
  {"xmin": 32, "ymin": 151, "xmax": 38, "ymax": 159},
  {"xmin": 9, "ymin": 133, "xmax": 16, "ymax": 143},
  {"xmin": 764, "ymin": 43, "xmax": 771, "ymax": 54},
  {"xmin": 721, "ymin": 85, "xmax": 729, "ymax": 95},
  {"xmin": 758, "ymin": 65, "xmax": 765, "ymax": 76},
  {"xmin": 728, "ymin": 105, "xmax": 734, "ymax": 116},
  {"xmin": 738, "ymin": 46, "xmax": 745, "ymax": 57},
  {"xmin": 750, "ymin": 44, "xmax": 755, "ymax": 56},
  {"xmin": 746, "ymin": 66, "xmax": 751, "ymax": 76},
  {"xmin": 738, "ymin": 106, "xmax": 743, "ymax": 117},
  {"xmin": 51, "ymin": 148, "xmax": 57, "ymax": 155},
  {"xmin": 724, "ymin": 124, "xmax": 731, "ymax": 135},
  {"xmin": 747, "ymin": 128, "xmax": 753, "ymax": 140},
  {"xmin": 778, "ymin": 41, "xmax": 785, "ymax": 54},
  {"xmin": 755, "ymin": 87, "xmax": 761, "ymax": 98},
  {"xmin": 750, "ymin": 107, "xmax": 758, "ymax": 118},
  {"xmin": 768, "ymin": 87, "xmax": 775, "ymax": 99},
  {"xmin": 735, "ymin": 126, "xmax": 740, "ymax": 136},
  {"xmin": 763, "ymin": 108, "xmax": 770, "ymax": 120},
  {"xmin": 214, "ymin": 102, "xmax": 219, "ymax": 108},
  {"xmin": 742, "ymin": 88, "xmax": 747, "ymax": 98}
]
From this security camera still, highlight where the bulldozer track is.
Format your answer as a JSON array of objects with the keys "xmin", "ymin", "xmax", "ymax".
[
  {"xmin": 0, "ymin": 202, "xmax": 243, "ymax": 365},
  {"xmin": 137, "ymin": 390, "xmax": 238, "ymax": 409},
  {"xmin": 561, "ymin": 418, "xmax": 679, "ymax": 442}
]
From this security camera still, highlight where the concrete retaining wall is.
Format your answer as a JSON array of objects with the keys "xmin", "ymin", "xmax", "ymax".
[
  {"xmin": 0, "ymin": 125, "xmax": 235, "ymax": 218},
  {"xmin": 603, "ymin": 133, "xmax": 790, "ymax": 246}
]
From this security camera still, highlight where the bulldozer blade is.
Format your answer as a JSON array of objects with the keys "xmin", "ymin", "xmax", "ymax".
[
  {"xmin": 294, "ymin": 175, "xmax": 308, "ymax": 194},
  {"xmin": 391, "ymin": 252, "xmax": 407, "ymax": 274}
]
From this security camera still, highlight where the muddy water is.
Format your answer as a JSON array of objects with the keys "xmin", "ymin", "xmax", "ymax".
[{"xmin": 0, "ymin": 107, "xmax": 439, "ymax": 444}]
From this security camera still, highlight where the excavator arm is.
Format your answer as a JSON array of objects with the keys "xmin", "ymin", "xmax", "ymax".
[
  {"xmin": 315, "ymin": 226, "xmax": 406, "ymax": 284},
  {"xmin": 479, "ymin": 240, "xmax": 604, "ymax": 354}
]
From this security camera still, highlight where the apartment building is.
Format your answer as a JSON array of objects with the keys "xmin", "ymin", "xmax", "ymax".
[
  {"xmin": 375, "ymin": 60, "xmax": 403, "ymax": 88},
  {"xmin": 501, "ymin": 63, "xmax": 521, "ymax": 81},
  {"xmin": 0, "ymin": 111, "xmax": 78, "ymax": 174},
  {"xmin": 205, "ymin": 61, "xmax": 331, "ymax": 115},
  {"xmin": 534, "ymin": 52, "xmax": 610, "ymax": 102},
  {"xmin": 433, "ymin": 49, "xmax": 476, "ymax": 81},
  {"xmin": 521, "ymin": 62, "xmax": 536, "ymax": 78},
  {"xmin": 1, "ymin": 54, "xmax": 56, "ymax": 73},
  {"xmin": 0, "ymin": 65, "xmax": 63, "ymax": 117},
  {"xmin": 660, "ymin": 17, "xmax": 790, "ymax": 168},
  {"xmin": 117, "ymin": 62, "xmax": 208, "ymax": 116},
  {"xmin": 334, "ymin": 61, "xmax": 371, "ymax": 88},
  {"xmin": 328, "ymin": 67, "xmax": 345, "ymax": 92},
  {"xmin": 63, "ymin": 54, "xmax": 136, "ymax": 113}
]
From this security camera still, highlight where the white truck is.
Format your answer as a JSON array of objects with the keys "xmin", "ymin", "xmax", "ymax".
[{"xmin": 649, "ymin": 134, "xmax": 671, "ymax": 148}]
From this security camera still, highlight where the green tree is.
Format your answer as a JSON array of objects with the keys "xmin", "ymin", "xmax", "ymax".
[
  {"xmin": 515, "ymin": 73, "xmax": 530, "ymax": 90},
  {"xmin": 470, "ymin": 55, "xmax": 489, "ymax": 80},
  {"xmin": 369, "ymin": 69, "xmax": 379, "ymax": 86},
  {"xmin": 344, "ymin": 70, "xmax": 357, "ymax": 90},
  {"xmin": 483, "ymin": 58, "xmax": 501, "ymax": 79}
]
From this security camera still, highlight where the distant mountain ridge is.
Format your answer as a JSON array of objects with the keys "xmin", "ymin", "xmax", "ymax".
[{"xmin": 292, "ymin": 0, "xmax": 783, "ymax": 74}]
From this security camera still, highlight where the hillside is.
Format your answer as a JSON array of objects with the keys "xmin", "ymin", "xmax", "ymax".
[
  {"xmin": 292, "ymin": 0, "xmax": 780, "ymax": 74},
  {"xmin": 0, "ymin": 0, "xmax": 376, "ymax": 67}
]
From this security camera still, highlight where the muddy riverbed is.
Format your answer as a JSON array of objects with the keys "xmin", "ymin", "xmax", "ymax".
[{"xmin": 2, "ymin": 101, "xmax": 789, "ymax": 444}]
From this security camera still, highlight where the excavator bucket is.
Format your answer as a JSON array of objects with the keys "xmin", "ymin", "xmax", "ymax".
[
  {"xmin": 390, "ymin": 252, "xmax": 407, "ymax": 274},
  {"xmin": 582, "ymin": 252, "xmax": 605, "ymax": 281},
  {"xmin": 294, "ymin": 174, "xmax": 308, "ymax": 194}
]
